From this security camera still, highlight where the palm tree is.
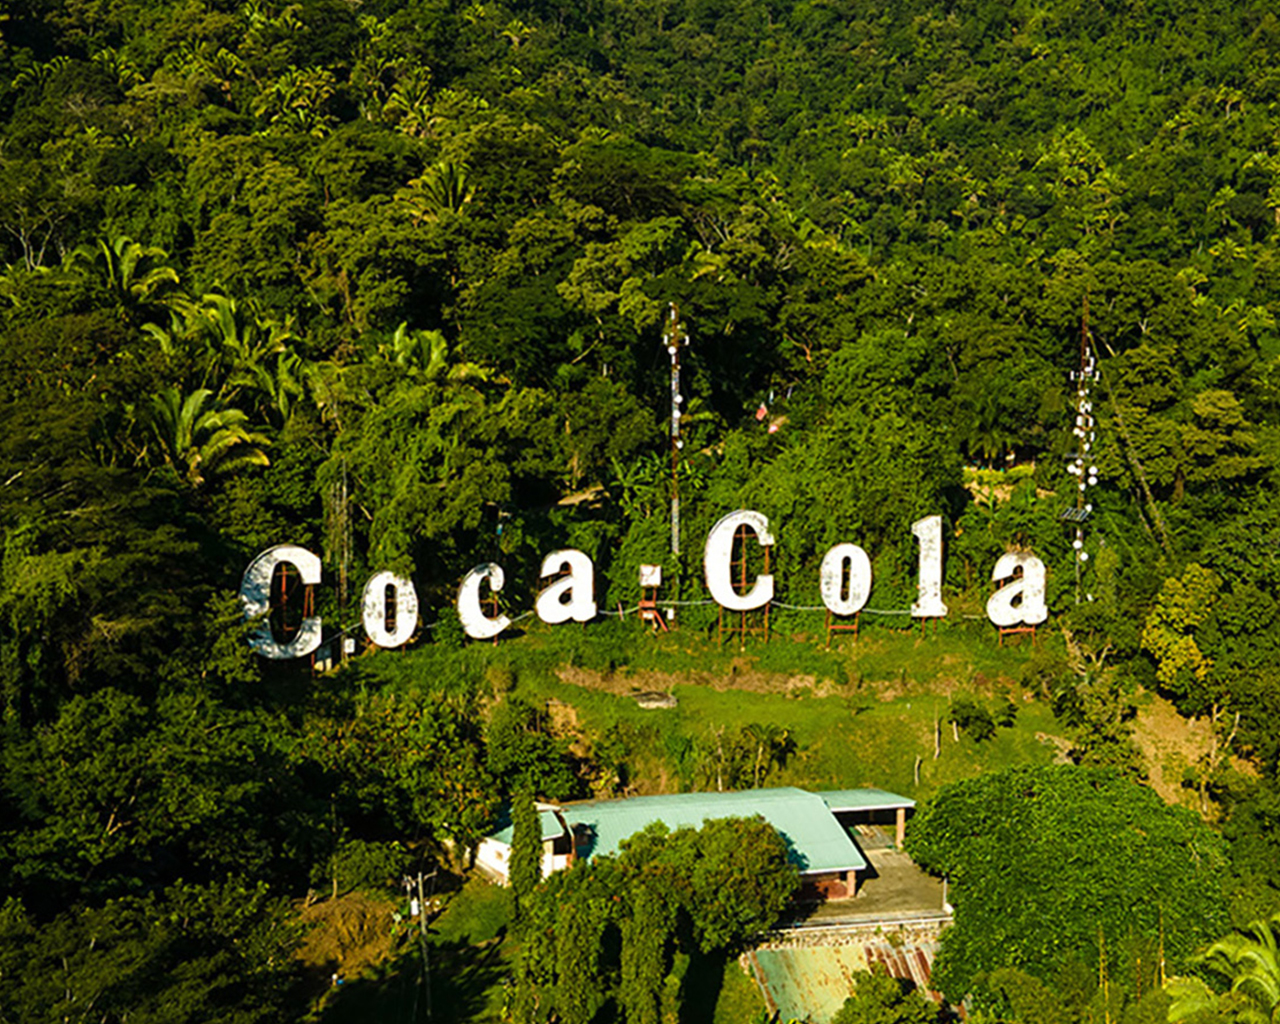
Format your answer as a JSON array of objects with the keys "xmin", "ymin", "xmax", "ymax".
[
  {"xmin": 381, "ymin": 323, "xmax": 489, "ymax": 381},
  {"xmin": 11, "ymin": 55, "xmax": 71, "ymax": 91},
  {"xmin": 141, "ymin": 293, "xmax": 295, "ymax": 402},
  {"xmin": 1165, "ymin": 976, "xmax": 1218, "ymax": 1022},
  {"xmin": 742, "ymin": 723, "xmax": 794, "ymax": 787},
  {"xmin": 90, "ymin": 47, "xmax": 143, "ymax": 89},
  {"xmin": 197, "ymin": 293, "xmax": 294, "ymax": 370},
  {"xmin": 252, "ymin": 66, "xmax": 336, "ymax": 136},
  {"xmin": 395, "ymin": 162, "xmax": 476, "ymax": 224},
  {"xmin": 1199, "ymin": 915, "xmax": 1280, "ymax": 1022},
  {"xmin": 608, "ymin": 453, "xmax": 665, "ymax": 520},
  {"xmin": 1169, "ymin": 915, "xmax": 1280, "ymax": 1023},
  {"xmin": 957, "ymin": 386, "xmax": 1017, "ymax": 469},
  {"xmin": 199, "ymin": 47, "xmax": 247, "ymax": 98},
  {"xmin": 148, "ymin": 387, "xmax": 269, "ymax": 488},
  {"xmin": 141, "ymin": 309, "xmax": 191, "ymax": 363},
  {"xmin": 233, "ymin": 349, "xmax": 306, "ymax": 429},
  {"xmin": 68, "ymin": 235, "xmax": 180, "ymax": 317},
  {"xmin": 381, "ymin": 67, "xmax": 433, "ymax": 137}
]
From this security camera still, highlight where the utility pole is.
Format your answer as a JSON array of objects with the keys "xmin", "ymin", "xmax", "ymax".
[
  {"xmin": 662, "ymin": 304, "xmax": 689, "ymax": 556},
  {"xmin": 405, "ymin": 869, "xmax": 438, "ymax": 1021}
]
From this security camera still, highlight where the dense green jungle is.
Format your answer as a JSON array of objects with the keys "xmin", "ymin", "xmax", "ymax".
[{"xmin": 3, "ymin": 0, "xmax": 1280, "ymax": 1020}]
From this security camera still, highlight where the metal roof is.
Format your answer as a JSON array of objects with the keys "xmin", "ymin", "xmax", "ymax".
[
  {"xmin": 561, "ymin": 787, "xmax": 867, "ymax": 875},
  {"xmin": 489, "ymin": 809, "xmax": 566, "ymax": 846},
  {"xmin": 816, "ymin": 788, "xmax": 915, "ymax": 812}
]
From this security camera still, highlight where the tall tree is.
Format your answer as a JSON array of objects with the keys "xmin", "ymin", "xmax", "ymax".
[{"xmin": 510, "ymin": 785, "xmax": 541, "ymax": 923}]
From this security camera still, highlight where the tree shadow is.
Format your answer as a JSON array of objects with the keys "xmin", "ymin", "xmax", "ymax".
[
  {"xmin": 680, "ymin": 949, "xmax": 728, "ymax": 1023},
  {"xmin": 317, "ymin": 935, "xmax": 509, "ymax": 1024}
]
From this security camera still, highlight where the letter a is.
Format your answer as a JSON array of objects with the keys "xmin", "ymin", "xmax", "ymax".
[
  {"xmin": 535, "ymin": 550, "xmax": 597, "ymax": 624},
  {"xmin": 986, "ymin": 552, "xmax": 1048, "ymax": 627}
]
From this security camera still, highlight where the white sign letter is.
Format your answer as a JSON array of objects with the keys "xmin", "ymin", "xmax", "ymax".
[
  {"xmin": 362, "ymin": 571, "xmax": 420, "ymax": 648},
  {"xmin": 986, "ymin": 552, "xmax": 1048, "ymax": 627},
  {"xmin": 820, "ymin": 543, "xmax": 873, "ymax": 616},
  {"xmin": 458, "ymin": 563, "xmax": 511, "ymax": 640},
  {"xmin": 239, "ymin": 545, "xmax": 323, "ymax": 659},
  {"xmin": 535, "ymin": 549, "xmax": 597, "ymax": 624},
  {"xmin": 911, "ymin": 515, "xmax": 948, "ymax": 618},
  {"xmin": 704, "ymin": 510, "xmax": 775, "ymax": 612}
]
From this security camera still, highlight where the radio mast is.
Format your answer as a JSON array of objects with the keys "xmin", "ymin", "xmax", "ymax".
[{"xmin": 662, "ymin": 304, "xmax": 689, "ymax": 555}]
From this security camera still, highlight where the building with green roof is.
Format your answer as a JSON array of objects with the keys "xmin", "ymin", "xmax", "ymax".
[{"xmin": 474, "ymin": 786, "xmax": 914, "ymax": 902}]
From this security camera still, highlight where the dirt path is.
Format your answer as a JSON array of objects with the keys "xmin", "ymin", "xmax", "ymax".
[{"xmin": 556, "ymin": 663, "xmax": 839, "ymax": 697}]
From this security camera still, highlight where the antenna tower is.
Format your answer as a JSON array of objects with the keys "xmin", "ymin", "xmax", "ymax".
[{"xmin": 662, "ymin": 304, "xmax": 689, "ymax": 556}]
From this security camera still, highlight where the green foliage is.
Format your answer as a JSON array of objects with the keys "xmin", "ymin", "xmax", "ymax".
[
  {"xmin": 510, "ymin": 786, "xmax": 541, "ymax": 919},
  {"xmin": 906, "ymin": 765, "xmax": 1231, "ymax": 1000},
  {"xmin": 430, "ymin": 875, "xmax": 512, "ymax": 947},
  {"xmin": 1033, "ymin": 644, "xmax": 1146, "ymax": 779},
  {"xmin": 832, "ymin": 965, "xmax": 943, "ymax": 1024},
  {"xmin": 1, "ymin": 688, "xmax": 295, "ymax": 906},
  {"xmin": 971, "ymin": 967, "xmax": 1073, "ymax": 1024},
  {"xmin": 432, "ymin": 606, "xmax": 466, "ymax": 650},
  {"xmin": 1142, "ymin": 564, "xmax": 1221, "ymax": 703},
  {"xmin": 485, "ymin": 696, "xmax": 578, "ymax": 800},
  {"xmin": 619, "ymin": 881, "xmax": 672, "ymax": 1024},
  {"xmin": 515, "ymin": 816, "xmax": 796, "ymax": 1023},
  {"xmin": 300, "ymin": 686, "xmax": 495, "ymax": 850},
  {"xmin": 948, "ymin": 698, "xmax": 996, "ymax": 742},
  {"xmin": 1216, "ymin": 774, "xmax": 1280, "ymax": 918},
  {"xmin": 0, "ymin": 880, "xmax": 300, "ymax": 1024},
  {"xmin": 7, "ymin": 0, "xmax": 1280, "ymax": 1016},
  {"xmin": 683, "ymin": 816, "xmax": 799, "ymax": 953},
  {"xmin": 325, "ymin": 838, "xmax": 409, "ymax": 895},
  {"xmin": 697, "ymin": 722, "xmax": 797, "ymax": 791}
]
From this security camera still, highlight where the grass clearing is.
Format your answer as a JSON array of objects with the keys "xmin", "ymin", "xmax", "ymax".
[
  {"xmin": 432, "ymin": 876, "xmax": 512, "ymax": 946},
  {"xmin": 347, "ymin": 622, "xmax": 1070, "ymax": 801},
  {"xmin": 515, "ymin": 635, "xmax": 1062, "ymax": 800}
]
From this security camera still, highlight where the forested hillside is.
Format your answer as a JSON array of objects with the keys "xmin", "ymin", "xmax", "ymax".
[{"xmin": 3, "ymin": 0, "xmax": 1280, "ymax": 1020}]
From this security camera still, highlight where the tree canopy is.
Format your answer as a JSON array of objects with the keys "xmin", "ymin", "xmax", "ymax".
[
  {"xmin": 4, "ymin": 0, "xmax": 1280, "ymax": 1016},
  {"xmin": 906, "ymin": 765, "xmax": 1232, "ymax": 1001}
]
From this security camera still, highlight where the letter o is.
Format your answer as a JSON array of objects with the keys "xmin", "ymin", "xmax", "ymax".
[
  {"xmin": 362, "ymin": 571, "xmax": 419, "ymax": 648},
  {"xmin": 820, "ymin": 543, "xmax": 873, "ymax": 616}
]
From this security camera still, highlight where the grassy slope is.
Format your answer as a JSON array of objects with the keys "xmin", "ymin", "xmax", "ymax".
[{"xmin": 505, "ymin": 622, "xmax": 1062, "ymax": 800}]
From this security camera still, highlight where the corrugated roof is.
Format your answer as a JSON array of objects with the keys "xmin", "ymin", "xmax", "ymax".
[
  {"xmin": 562, "ymin": 787, "xmax": 867, "ymax": 875},
  {"xmin": 489, "ymin": 809, "xmax": 566, "ymax": 845},
  {"xmin": 817, "ymin": 788, "xmax": 915, "ymax": 812}
]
